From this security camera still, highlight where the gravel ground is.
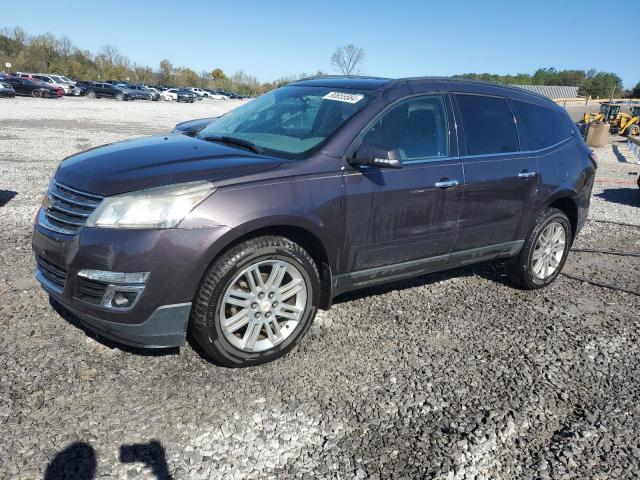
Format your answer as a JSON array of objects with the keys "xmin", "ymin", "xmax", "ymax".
[{"xmin": 1, "ymin": 97, "xmax": 639, "ymax": 479}]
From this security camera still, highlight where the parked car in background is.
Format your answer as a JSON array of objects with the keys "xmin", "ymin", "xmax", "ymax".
[
  {"xmin": 127, "ymin": 84, "xmax": 159, "ymax": 100},
  {"xmin": 189, "ymin": 87, "xmax": 207, "ymax": 98},
  {"xmin": 18, "ymin": 73, "xmax": 70, "ymax": 95},
  {"xmin": 171, "ymin": 116, "xmax": 218, "ymax": 135},
  {"xmin": 177, "ymin": 88, "xmax": 196, "ymax": 103},
  {"xmin": 86, "ymin": 83, "xmax": 131, "ymax": 100},
  {"xmin": 73, "ymin": 80, "xmax": 93, "ymax": 96},
  {"xmin": 0, "ymin": 81, "xmax": 16, "ymax": 98},
  {"xmin": 3, "ymin": 77, "xmax": 63, "ymax": 98},
  {"xmin": 161, "ymin": 88, "xmax": 178, "ymax": 101},
  {"xmin": 48, "ymin": 74, "xmax": 78, "ymax": 95},
  {"xmin": 147, "ymin": 87, "xmax": 162, "ymax": 99},
  {"xmin": 208, "ymin": 91, "xmax": 230, "ymax": 100}
]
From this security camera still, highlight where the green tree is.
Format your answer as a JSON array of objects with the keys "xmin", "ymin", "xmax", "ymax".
[
  {"xmin": 211, "ymin": 68, "xmax": 226, "ymax": 81},
  {"xmin": 176, "ymin": 67, "xmax": 198, "ymax": 86},
  {"xmin": 579, "ymin": 71, "xmax": 623, "ymax": 98},
  {"xmin": 159, "ymin": 59, "xmax": 173, "ymax": 84},
  {"xmin": 632, "ymin": 81, "xmax": 640, "ymax": 99}
]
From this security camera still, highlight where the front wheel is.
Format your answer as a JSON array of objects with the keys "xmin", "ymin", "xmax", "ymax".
[
  {"xmin": 87, "ymin": 91, "xmax": 96, "ymax": 99},
  {"xmin": 505, "ymin": 208, "xmax": 572, "ymax": 289},
  {"xmin": 626, "ymin": 124, "xmax": 640, "ymax": 137},
  {"xmin": 190, "ymin": 236, "xmax": 320, "ymax": 367},
  {"xmin": 115, "ymin": 93, "xmax": 124, "ymax": 101}
]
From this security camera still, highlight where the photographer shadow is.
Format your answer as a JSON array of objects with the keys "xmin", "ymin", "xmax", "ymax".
[{"xmin": 44, "ymin": 440, "xmax": 172, "ymax": 480}]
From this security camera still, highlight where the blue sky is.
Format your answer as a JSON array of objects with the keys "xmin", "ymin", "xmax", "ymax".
[{"xmin": 2, "ymin": 0, "xmax": 638, "ymax": 87}]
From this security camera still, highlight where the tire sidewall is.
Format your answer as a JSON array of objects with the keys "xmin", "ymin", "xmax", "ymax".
[
  {"xmin": 198, "ymin": 243, "xmax": 319, "ymax": 366},
  {"xmin": 525, "ymin": 211, "xmax": 572, "ymax": 288}
]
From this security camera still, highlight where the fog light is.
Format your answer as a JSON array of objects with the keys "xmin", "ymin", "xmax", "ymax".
[
  {"xmin": 76, "ymin": 269, "xmax": 149, "ymax": 311},
  {"xmin": 112, "ymin": 292, "xmax": 132, "ymax": 308}
]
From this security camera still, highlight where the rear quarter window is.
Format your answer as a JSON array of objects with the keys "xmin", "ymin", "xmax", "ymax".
[
  {"xmin": 455, "ymin": 94, "xmax": 519, "ymax": 155},
  {"xmin": 512, "ymin": 100, "xmax": 573, "ymax": 150}
]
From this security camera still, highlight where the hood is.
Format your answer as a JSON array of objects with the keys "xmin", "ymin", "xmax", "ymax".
[{"xmin": 56, "ymin": 134, "xmax": 284, "ymax": 196}]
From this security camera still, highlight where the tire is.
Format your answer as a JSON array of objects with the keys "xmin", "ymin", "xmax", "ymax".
[
  {"xmin": 190, "ymin": 236, "xmax": 320, "ymax": 367},
  {"xmin": 31, "ymin": 89, "xmax": 42, "ymax": 98},
  {"xmin": 115, "ymin": 93, "xmax": 124, "ymax": 101},
  {"xmin": 505, "ymin": 208, "xmax": 572, "ymax": 290},
  {"xmin": 627, "ymin": 125, "xmax": 640, "ymax": 136},
  {"xmin": 87, "ymin": 91, "xmax": 96, "ymax": 99}
]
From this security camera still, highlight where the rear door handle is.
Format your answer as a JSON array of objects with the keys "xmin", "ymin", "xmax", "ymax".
[
  {"xmin": 434, "ymin": 179, "xmax": 459, "ymax": 188},
  {"xmin": 518, "ymin": 171, "xmax": 536, "ymax": 178}
]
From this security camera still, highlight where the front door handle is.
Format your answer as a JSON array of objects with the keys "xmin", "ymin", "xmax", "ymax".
[
  {"xmin": 434, "ymin": 179, "xmax": 459, "ymax": 188},
  {"xmin": 518, "ymin": 171, "xmax": 536, "ymax": 178}
]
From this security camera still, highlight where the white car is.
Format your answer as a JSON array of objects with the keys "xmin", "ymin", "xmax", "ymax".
[
  {"xmin": 161, "ymin": 89, "xmax": 178, "ymax": 101},
  {"xmin": 147, "ymin": 87, "xmax": 163, "ymax": 99},
  {"xmin": 189, "ymin": 87, "xmax": 207, "ymax": 98},
  {"xmin": 49, "ymin": 74, "xmax": 76, "ymax": 94},
  {"xmin": 208, "ymin": 92, "xmax": 229, "ymax": 100}
]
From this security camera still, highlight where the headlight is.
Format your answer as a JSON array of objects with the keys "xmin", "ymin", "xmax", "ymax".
[{"xmin": 85, "ymin": 181, "xmax": 216, "ymax": 229}]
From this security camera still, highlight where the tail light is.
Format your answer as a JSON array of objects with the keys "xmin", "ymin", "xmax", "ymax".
[{"xmin": 589, "ymin": 151, "xmax": 598, "ymax": 170}]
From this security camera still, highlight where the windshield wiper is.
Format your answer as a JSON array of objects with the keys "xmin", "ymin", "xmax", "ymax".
[{"xmin": 201, "ymin": 135, "xmax": 264, "ymax": 154}]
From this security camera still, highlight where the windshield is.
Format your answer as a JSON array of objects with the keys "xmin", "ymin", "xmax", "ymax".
[{"xmin": 197, "ymin": 85, "xmax": 372, "ymax": 158}]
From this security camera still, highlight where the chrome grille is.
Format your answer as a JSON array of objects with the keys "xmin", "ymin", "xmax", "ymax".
[{"xmin": 42, "ymin": 181, "xmax": 102, "ymax": 235}]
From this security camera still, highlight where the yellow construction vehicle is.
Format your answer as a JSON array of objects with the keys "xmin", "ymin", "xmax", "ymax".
[
  {"xmin": 582, "ymin": 102, "xmax": 640, "ymax": 136},
  {"xmin": 618, "ymin": 105, "xmax": 640, "ymax": 136}
]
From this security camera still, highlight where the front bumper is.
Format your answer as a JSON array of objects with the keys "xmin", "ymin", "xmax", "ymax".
[
  {"xmin": 32, "ymin": 210, "xmax": 231, "ymax": 347},
  {"xmin": 46, "ymin": 284, "xmax": 192, "ymax": 348}
]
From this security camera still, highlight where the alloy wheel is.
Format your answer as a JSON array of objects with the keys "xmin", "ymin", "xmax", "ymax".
[
  {"xmin": 531, "ymin": 221, "xmax": 566, "ymax": 280},
  {"xmin": 219, "ymin": 259, "xmax": 307, "ymax": 353}
]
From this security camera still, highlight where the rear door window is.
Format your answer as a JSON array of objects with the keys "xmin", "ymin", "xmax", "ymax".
[
  {"xmin": 455, "ymin": 94, "xmax": 519, "ymax": 155},
  {"xmin": 512, "ymin": 100, "xmax": 573, "ymax": 150}
]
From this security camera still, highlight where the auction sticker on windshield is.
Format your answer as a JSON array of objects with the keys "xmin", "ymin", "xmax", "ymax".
[{"xmin": 323, "ymin": 92, "xmax": 365, "ymax": 104}]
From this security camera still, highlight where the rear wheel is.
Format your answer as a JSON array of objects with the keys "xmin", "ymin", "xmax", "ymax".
[
  {"xmin": 190, "ymin": 236, "xmax": 320, "ymax": 367},
  {"xmin": 31, "ymin": 89, "xmax": 42, "ymax": 98},
  {"xmin": 505, "ymin": 208, "xmax": 572, "ymax": 290},
  {"xmin": 626, "ymin": 124, "xmax": 640, "ymax": 136}
]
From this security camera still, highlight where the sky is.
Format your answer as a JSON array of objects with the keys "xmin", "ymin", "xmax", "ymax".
[{"xmin": 2, "ymin": 0, "xmax": 638, "ymax": 88}]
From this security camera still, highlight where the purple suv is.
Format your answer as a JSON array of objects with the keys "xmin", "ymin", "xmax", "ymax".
[{"xmin": 32, "ymin": 77, "xmax": 596, "ymax": 366}]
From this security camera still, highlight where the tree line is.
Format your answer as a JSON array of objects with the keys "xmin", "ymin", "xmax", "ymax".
[
  {"xmin": 0, "ymin": 27, "xmax": 306, "ymax": 95},
  {"xmin": 457, "ymin": 68, "xmax": 638, "ymax": 99},
  {"xmin": 1, "ymin": 27, "xmax": 638, "ymax": 99}
]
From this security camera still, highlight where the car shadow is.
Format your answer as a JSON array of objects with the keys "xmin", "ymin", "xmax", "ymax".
[
  {"xmin": 0, "ymin": 189, "xmax": 17, "ymax": 207},
  {"xmin": 49, "ymin": 298, "xmax": 179, "ymax": 358},
  {"xmin": 595, "ymin": 187, "xmax": 639, "ymax": 207},
  {"xmin": 44, "ymin": 440, "xmax": 173, "ymax": 479}
]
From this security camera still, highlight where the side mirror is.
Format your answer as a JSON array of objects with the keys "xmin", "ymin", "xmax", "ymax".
[{"xmin": 349, "ymin": 142, "xmax": 403, "ymax": 169}]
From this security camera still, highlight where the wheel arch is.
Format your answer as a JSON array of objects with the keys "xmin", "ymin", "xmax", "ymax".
[
  {"xmin": 200, "ymin": 222, "xmax": 334, "ymax": 310},
  {"xmin": 546, "ymin": 194, "xmax": 579, "ymax": 238}
]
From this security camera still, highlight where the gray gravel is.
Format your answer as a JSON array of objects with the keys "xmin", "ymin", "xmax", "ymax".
[{"xmin": 1, "ymin": 97, "xmax": 639, "ymax": 479}]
